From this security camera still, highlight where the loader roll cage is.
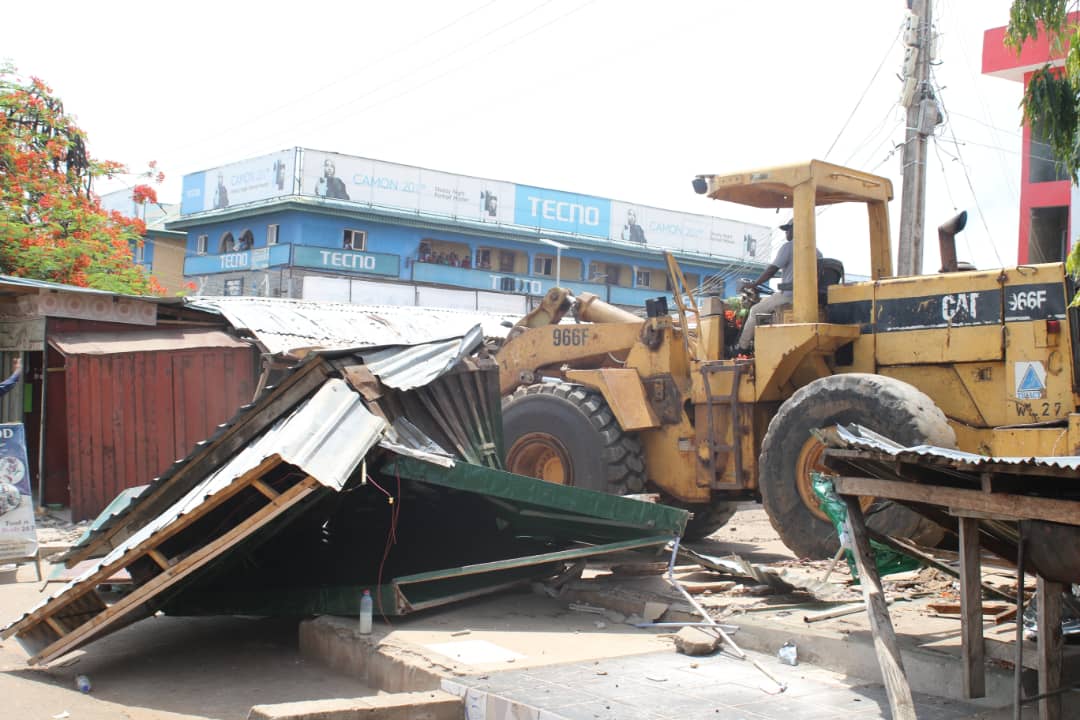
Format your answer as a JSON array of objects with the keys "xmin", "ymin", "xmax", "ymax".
[{"xmin": 693, "ymin": 160, "xmax": 894, "ymax": 323}]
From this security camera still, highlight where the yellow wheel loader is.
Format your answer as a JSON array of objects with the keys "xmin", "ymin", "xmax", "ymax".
[{"xmin": 495, "ymin": 160, "xmax": 1080, "ymax": 557}]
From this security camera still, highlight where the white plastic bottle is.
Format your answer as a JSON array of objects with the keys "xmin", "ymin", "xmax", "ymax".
[
  {"xmin": 75, "ymin": 674, "xmax": 92, "ymax": 693},
  {"xmin": 359, "ymin": 589, "xmax": 373, "ymax": 635}
]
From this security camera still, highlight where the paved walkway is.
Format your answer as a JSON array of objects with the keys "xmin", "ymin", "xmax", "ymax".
[{"xmin": 444, "ymin": 648, "xmax": 982, "ymax": 720}]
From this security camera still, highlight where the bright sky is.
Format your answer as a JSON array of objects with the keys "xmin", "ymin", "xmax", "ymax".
[{"xmin": 4, "ymin": 0, "xmax": 1024, "ymax": 275}]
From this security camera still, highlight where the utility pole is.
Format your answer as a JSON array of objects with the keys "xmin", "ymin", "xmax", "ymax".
[{"xmin": 898, "ymin": 0, "xmax": 939, "ymax": 276}]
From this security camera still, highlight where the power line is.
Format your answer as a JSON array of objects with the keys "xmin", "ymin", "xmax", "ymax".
[
  {"xmin": 188, "ymin": 0, "xmax": 568, "ymax": 167},
  {"xmin": 823, "ymin": 22, "xmax": 903, "ymax": 161},
  {"xmin": 934, "ymin": 81, "xmax": 1005, "ymax": 268},
  {"xmin": 164, "ymin": 1, "xmax": 504, "ymax": 158}
]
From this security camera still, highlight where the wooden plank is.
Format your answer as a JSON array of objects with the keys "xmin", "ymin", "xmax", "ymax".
[
  {"xmin": 833, "ymin": 476, "xmax": 1080, "ymax": 527},
  {"xmin": 250, "ymin": 479, "xmax": 279, "ymax": 500},
  {"xmin": 43, "ymin": 616, "xmax": 66, "ymax": 637},
  {"xmin": 926, "ymin": 602, "xmax": 1008, "ymax": 616},
  {"xmin": 147, "ymin": 549, "xmax": 170, "ymax": 570},
  {"xmin": 2, "ymin": 455, "xmax": 284, "ymax": 638},
  {"xmin": 842, "ymin": 495, "xmax": 916, "ymax": 720},
  {"xmin": 1037, "ymin": 577, "xmax": 1064, "ymax": 720},
  {"xmin": 865, "ymin": 529, "xmax": 1015, "ymax": 602},
  {"xmin": 28, "ymin": 475, "xmax": 322, "ymax": 665},
  {"xmin": 959, "ymin": 516, "xmax": 986, "ymax": 699}
]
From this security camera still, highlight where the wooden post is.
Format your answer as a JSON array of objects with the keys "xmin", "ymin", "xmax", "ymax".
[
  {"xmin": 843, "ymin": 495, "xmax": 916, "ymax": 720},
  {"xmin": 1037, "ymin": 576, "xmax": 1064, "ymax": 720},
  {"xmin": 959, "ymin": 517, "xmax": 986, "ymax": 698}
]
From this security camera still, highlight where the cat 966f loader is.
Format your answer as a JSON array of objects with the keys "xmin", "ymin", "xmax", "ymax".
[{"xmin": 495, "ymin": 160, "xmax": 1080, "ymax": 557}]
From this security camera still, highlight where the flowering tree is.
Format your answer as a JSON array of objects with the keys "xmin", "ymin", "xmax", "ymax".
[{"xmin": 0, "ymin": 64, "xmax": 164, "ymax": 294}]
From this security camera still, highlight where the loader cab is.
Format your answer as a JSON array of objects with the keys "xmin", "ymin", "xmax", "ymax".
[{"xmin": 693, "ymin": 159, "xmax": 894, "ymax": 322}]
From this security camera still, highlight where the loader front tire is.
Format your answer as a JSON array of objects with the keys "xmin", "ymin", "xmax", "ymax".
[
  {"xmin": 502, "ymin": 383, "xmax": 646, "ymax": 495},
  {"xmin": 759, "ymin": 373, "xmax": 952, "ymax": 559}
]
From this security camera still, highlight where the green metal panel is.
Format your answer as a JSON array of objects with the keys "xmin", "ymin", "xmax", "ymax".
[{"xmin": 384, "ymin": 457, "xmax": 688, "ymax": 537}]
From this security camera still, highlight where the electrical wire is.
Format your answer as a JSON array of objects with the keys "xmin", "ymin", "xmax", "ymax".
[
  {"xmin": 164, "ymin": 0, "xmax": 505, "ymax": 158},
  {"xmin": 196, "ymin": 0, "xmax": 575, "ymax": 165},
  {"xmin": 823, "ymin": 22, "xmax": 903, "ymax": 162},
  {"xmin": 933, "ymin": 80, "xmax": 1006, "ymax": 268}
]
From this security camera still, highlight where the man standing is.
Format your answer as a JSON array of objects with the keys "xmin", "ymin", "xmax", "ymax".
[
  {"xmin": 316, "ymin": 159, "xmax": 350, "ymax": 200},
  {"xmin": 621, "ymin": 208, "xmax": 646, "ymax": 243},
  {"xmin": 734, "ymin": 220, "xmax": 821, "ymax": 355},
  {"xmin": 213, "ymin": 173, "xmax": 229, "ymax": 209}
]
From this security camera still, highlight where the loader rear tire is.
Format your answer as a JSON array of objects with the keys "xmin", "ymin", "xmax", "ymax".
[
  {"xmin": 759, "ymin": 373, "xmax": 953, "ymax": 560},
  {"xmin": 502, "ymin": 383, "xmax": 646, "ymax": 495}
]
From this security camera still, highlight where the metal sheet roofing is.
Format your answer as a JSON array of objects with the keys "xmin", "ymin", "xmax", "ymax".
[
  {"xmin": 829, "ymin": 424, "xmax": 1080, "ymax": 471},
  {"xmin": 5, "ymin": 378, "xmax": 383, "ymax": 633},
  {"xmin": 359, "ymin": 326, "xmax": 484, "ymax": 390},
  {"xmin": 185, "ymin": 296, "xmax": 515, "ymax": 355},
  {"xmin": 49, "ymin": 328, "xmax": 251, "ymax": 356}
]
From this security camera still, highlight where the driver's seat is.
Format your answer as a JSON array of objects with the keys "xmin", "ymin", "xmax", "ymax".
[{"xmin": 818, "ymin": 258, "xmax": 844, "ymax": 303}]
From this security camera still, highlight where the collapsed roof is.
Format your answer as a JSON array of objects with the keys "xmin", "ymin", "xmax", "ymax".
[{"xmin": 3, "ymin": 329, "xmax": 687, "ymax": 665}]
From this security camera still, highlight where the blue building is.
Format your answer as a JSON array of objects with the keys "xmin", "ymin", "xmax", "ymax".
[{"xmin": 169, "ymin": 148, "xmax": 773, "ymax": 313}]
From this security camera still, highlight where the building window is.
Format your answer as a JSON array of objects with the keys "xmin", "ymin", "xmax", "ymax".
[
  {"xmin": 218, "ymin": 232, "xmax": 236, "ymax": 254},
  {"xmin": 267, "ymin": 224, "xmax": 279, "ymax": 245},
  {"xmin": 588, "ymin": 262, "xmax": 605, "ymax": 282},
  {"xmin": 223, "ymin": 278, "xmax": 244, "ymax": 296},
  {"xmin": 635, "ymin": 269, "xmax": 652, "ymax": 287},
  {"xmin": 533, "ymin": 255, "xmax": 555, "ymax": 276},
  {"xmin": 343, "ymin": 229, "xmax": 366, "ymax": 251},
  {"xmin": 133, "ymin": 240, "xmax": 146, "ymax": 264},
  {"xmin": 1030, "ymin": 118, "xmax": 1069, "ymax": 184},
  {"xmin": 476, "ymin": 248, "xmax": 493, "ymax": 269},
  {"xmin": 1029, "ymin": 206, "xmax": 1069, "ymax": 263},
  {"xmin": 196, "ymin": 234, "xmax": 208, "ymax": 255},
  {"xmin": 498, "ymin": 251, "xmax": 516, "ymax": 273},
  {"xmin": 237, "ymin": 229, "xmax": 254, "ymax": 251}
]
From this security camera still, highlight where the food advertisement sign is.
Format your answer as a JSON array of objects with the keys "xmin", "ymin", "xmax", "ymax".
[{"xmin": 0, "ymin": 423, "xmax": 36, "ymax": 562}]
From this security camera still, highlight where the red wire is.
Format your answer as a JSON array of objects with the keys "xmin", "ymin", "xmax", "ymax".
[{"xmin": 373, "ymin": 464, "xmax": 401, "ymax": 625}]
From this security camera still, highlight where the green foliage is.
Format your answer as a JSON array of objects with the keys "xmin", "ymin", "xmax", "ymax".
[
  {"xmin": 1007, "ymin": 0, "xmax": 1072, "ymax": 50},
  {"xmin": 0, "ymin": 64, "xmax": 164, "ymax": 294},
  {"xmin": 1006, "ymin": 2, "xmax": 1080, "ymax": 182}
]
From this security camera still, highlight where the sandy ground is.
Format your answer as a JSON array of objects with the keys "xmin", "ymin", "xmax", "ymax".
[
  {"xmin": 0, "ymin": 509, "xmax": 377, "ymax": 720},
  {"xmin": 0, "ymin": 504, "xmax": 1047, "ymax": 719}
]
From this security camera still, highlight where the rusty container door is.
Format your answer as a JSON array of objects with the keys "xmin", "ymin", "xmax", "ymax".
[{"xmin": 65, "ymin": 345, "xmax": 255, "ymax": 521}]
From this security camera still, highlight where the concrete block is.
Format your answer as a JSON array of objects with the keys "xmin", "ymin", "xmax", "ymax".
[
  {"xmin": 248, "ymin": 690, "xmax": 463, "ymax": 720},
  {"xmin": 673, "ymin": 626, "xmax": 720, "ymax": 656}
]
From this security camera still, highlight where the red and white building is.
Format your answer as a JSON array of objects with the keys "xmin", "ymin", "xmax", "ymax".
[{"xmin": 983, "ymin": 17, "xmax": 1075, "ymax": 264}]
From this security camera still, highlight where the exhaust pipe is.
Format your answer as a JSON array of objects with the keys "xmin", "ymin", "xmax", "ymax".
[{"xmin": 937, "ymin": 211, "xmax": 967, "ymax": 273}]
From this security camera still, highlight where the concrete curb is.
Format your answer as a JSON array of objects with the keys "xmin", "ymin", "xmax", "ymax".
[
  {"xmin": 299, "ymin": 616, "xmax": 450, "ymax": 693},
  {"xmin": 248, "ymin": 690, "xmax": 463, "ymax": 720}
]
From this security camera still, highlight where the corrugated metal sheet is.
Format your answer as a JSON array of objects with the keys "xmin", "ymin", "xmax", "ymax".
[
  {"xmin": 359, "ymin": 326, "xmax": 483, "ymax": 390},
  {"xmin": 185, "ymin": 296, "xmax": 514, "ymax": 355},
  {"xmin": 5, "ymin": 378, "xmax": 382, "ymax": 634},
  {"xmin": 50, "ymin": 329, "xmax": 250, "ymax": 355},
  {"xmin": 829, "ymin": 423, "xmax": 1080, "ymax": 471},
  {"xmin": 63, "ymin": 337, "xmax": 257, "ymax": 520}
]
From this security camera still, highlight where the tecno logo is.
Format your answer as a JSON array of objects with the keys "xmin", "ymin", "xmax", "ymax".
[{"xmin": 527, "ymin": 197, "xmax": 600, "ymax": 226}]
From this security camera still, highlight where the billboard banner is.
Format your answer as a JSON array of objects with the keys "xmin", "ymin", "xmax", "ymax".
[
  {"xmin": 188, "ymin": 147, "xmax": 770, "ymax": 261},
  {"xmin": 0, "ymin": 423, "xmax": 36, "ymax": 562},
  {"xmin": 300, "ymin": 150, "xmax": 516, "ymax": 225},
  {"xmin": 181, "ymin": 149, "xmax": 296, "ymax": 215},
  {"xmin": 514, "ymin": 185, "xmax": 610, "ymax": 238}
]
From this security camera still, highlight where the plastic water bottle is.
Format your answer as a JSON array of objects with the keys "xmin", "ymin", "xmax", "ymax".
[
  {"xmin": 358, "ymin": 589, "xmax": 373, "ymax": 635},
  {"xmin": 75, "ymin": 674, "xmax": 92, "ymax": 693}
]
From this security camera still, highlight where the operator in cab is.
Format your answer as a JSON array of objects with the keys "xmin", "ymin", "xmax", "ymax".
[{"xmin": 734, "ymin": 219, "xmax": 821, "ymax": 355}]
